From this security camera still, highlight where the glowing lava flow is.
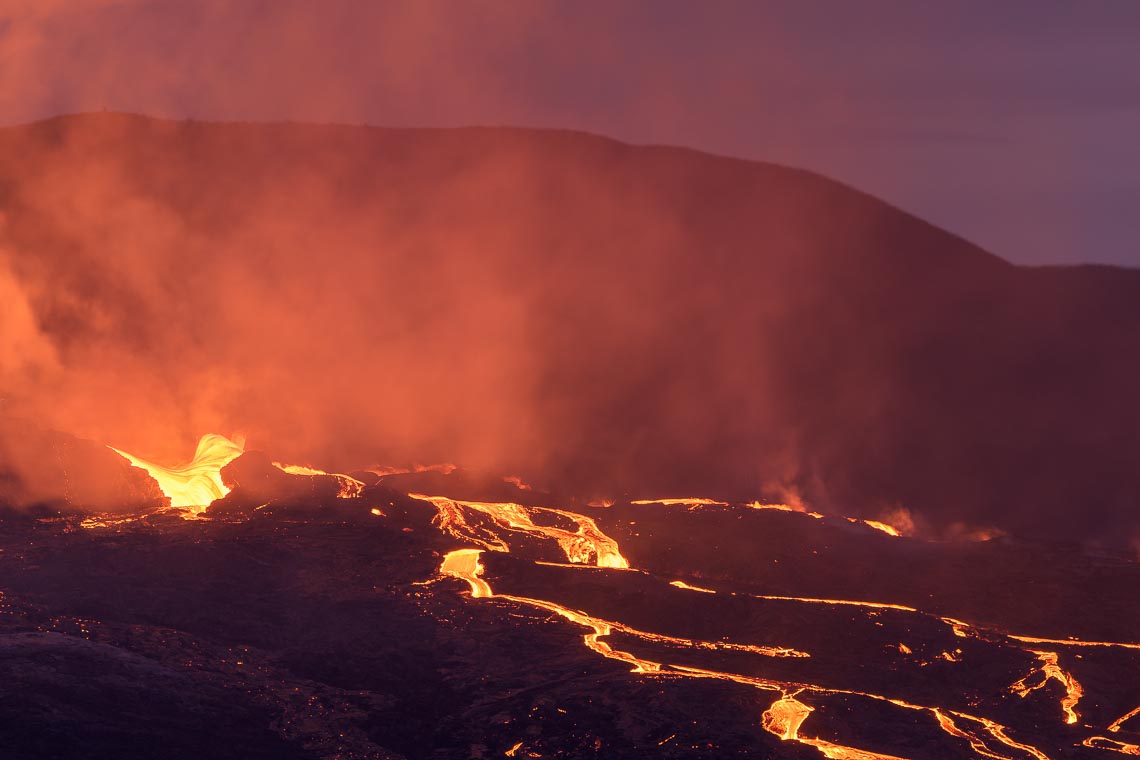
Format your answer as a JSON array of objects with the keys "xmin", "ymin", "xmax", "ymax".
[
  {"xmin": 1008, "ymin": 634, "xmax": 1140, "ymax": 651},
  {"xmin": 440, "ymin": 547, "xmax": 659, "ymax": 673},
  {"xmin": 273, "ymin": 463, "xmax": 366, "ymax": 498},
  {"xmin": 1084, "ymin": 706, "xmax": 1140, "ymax": 756},
  {"xmin": 862, "ymin": 520, "xmax": 902, "ymax": 537},
  {"xmin": 437, "ymin": 548, "xmax": 1052, "ymax": 759},
  {"xmin": 408, "ymin": 490, "xmax": 1123, "ymax": 756},
  {"xmin": 439, "ymin": 549, "xmax": 492, "ymax": 598},
  {"xmin": 434, "ymin": 534, "xmax": 1058, "ymax": 760},
  {"xmin": 745, "ymin": 500, "xmax": 825, "ymax": 519},
  {"xmin": 111, "ymin": 434, "xmax": 371, "ymax": 509},
  {"xmin": 1083, "ymin": 737, "xmax": 1140, "ymax": 756},
  {"xmin": 1010, "ymin": 650, "xmax": 1083, "ymax": 724},
  {"xmin": 366, "ymin": 462, "xmax": 457, "ymax": 478},
  {"xmin": 1110, "ymin": 706, "xmax": 1140, "ymax": 733},
  {"xmin": 110, "ymin": 434, "xmax": 244, "ymax": 510},
  {"xmin": 412, "ymin": 495, "xmax": 629, "ymax": 568},
  {"xmin": 762, "ymin": 695, "xmax": 906, "ymax": 760},
  {"xmin": 630, "ymin": 497, "xmax": 728, "ymax": 506}
]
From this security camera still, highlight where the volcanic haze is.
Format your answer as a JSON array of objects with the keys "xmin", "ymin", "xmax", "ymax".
[{"xmin": 1, "ymin": 113, "xmax": 1138, "ymax": 549}]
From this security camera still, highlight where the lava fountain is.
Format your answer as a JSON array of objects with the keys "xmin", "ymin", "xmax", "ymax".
[{"xmin": 109, "ymin": 434, "xmax": 245, "ymax": 510}]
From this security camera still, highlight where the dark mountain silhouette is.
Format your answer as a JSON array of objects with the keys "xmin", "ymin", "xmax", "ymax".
[{"xmin": 0, "ymin": 113, "xmax": 1137, "ymax": 549}]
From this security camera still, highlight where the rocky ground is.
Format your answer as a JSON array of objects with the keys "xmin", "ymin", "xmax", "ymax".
[{"xmin": 0, "ymin": 464, "xmax": 1137, "ymax": 759}]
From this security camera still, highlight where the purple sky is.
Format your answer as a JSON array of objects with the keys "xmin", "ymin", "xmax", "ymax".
[{"xmin": 2, "ymin": 0, "xmax": 1138, "ymax": 266}]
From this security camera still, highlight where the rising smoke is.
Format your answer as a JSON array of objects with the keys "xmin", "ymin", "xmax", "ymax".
[{"xmin": 0, "ymin": 113, "xmax": 1138, "ymax": 549}]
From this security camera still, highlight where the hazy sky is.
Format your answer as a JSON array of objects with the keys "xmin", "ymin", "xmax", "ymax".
[{"xmin": 2, "ymin": 0, "xmax": 1138, "ymax": 266}]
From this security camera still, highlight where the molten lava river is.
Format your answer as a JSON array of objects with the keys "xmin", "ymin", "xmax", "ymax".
[{"xmin": 2, "ymin": 434, "xmax": 1138, "ymax": 759}]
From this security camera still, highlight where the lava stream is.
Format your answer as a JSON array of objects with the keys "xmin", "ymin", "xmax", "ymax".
[
  {"xmin": 272, "ymin": 462, "xmax": 366, "ymax": 498},
  {"xmin": 762, "ymin": 695, "xmax": 906, "ymax": 760},
  {"xmin": 1083, "ymin": 737, "xmax": 1140, "ymax": 756},
  {"xmin": 1109, "ymin": 705, "xmax": 1140, "ymax": 733},
  {"xmin": 436, "ymin": 548, "xmax": 1051, "ymax": 760},
  {"xmin": 630, "ymin": 498, "xmax": 728, "ymax": 506},
  {"xmin": 669, "ymin": 580, "xmax": 716, "ymax": 594},
  {"xmin": 1010, "ymin": 650, "xmax": 1083, "ymax": 725},
  {"xmin": 1009, "ymin": 634, "xmax": 1140, "ymax": 651},
  {"xmin": 419, "ymin": 495, "xmax": 1067, "ymax": 758},
  {"xmin": 412, "ymin": 495, "xmax": 629, "ymax": 568},
  {"xmin": 110, "ymin": 434, "xmax": 372, "ymax": 509}
]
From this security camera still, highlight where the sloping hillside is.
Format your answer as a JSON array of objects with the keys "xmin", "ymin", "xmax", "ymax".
[{"xmin": 1, "ymin": 113, "xmax": 1137, "ymax": 547}]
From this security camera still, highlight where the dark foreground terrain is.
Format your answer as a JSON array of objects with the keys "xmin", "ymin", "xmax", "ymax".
[{"xmin": 0, "ymin": 461, "xmax": 1137, "ymax": 759}]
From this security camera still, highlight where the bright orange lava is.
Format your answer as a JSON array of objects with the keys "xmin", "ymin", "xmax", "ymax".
[
  {"xmin": 434, "ymin": 531, "xmax": 1059, "ymax": 759},
  {"xmin": 1010, "ymin": 650, "xmax": 1083, "ymax": 725},
  {"xmin": 110, "ymin": 434, "xmax": 244, "ymax": 510},
  {"xmin": 111, "ymin": 434, "xmax": 372, "ymax": 510},
  {"xmin": 412, "ymin": 494, "xmax": 629, "ymax": 568},
  {"xmin": 97, "ymin": 436, "xmax": 1138, "ymax": 757},
  {"xmin": 273, "ymin": 462, "xmax": 366, "ymax": 498}
]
